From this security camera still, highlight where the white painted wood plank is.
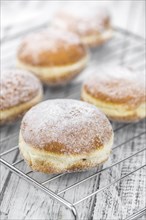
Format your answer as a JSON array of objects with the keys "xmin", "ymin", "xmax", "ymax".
[
  {"xmin": 1, "ymin": 121, "xmax": 145, "ymax": 220},
  {"xmin": 91, "ymin": 120, "xmax": 146, "ymax": 220},
  {"xmin": 1, "ymin": 1, "xmax": 145, "ymax": 220}
]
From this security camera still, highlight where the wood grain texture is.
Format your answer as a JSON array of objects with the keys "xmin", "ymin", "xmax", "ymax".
[{"xmin": 0, "ymin": 1, "xmax": 145, "ymax": 220}]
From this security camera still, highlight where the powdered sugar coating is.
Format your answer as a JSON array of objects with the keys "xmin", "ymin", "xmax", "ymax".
[
  {"xmin": 54, "ymin": 6, "xmax": 110, "ymax": 36},
  {"xmin": 0, "ymin": 69, "xmax": 42, "ymax": 110},
  {"xmin": 83, "ymin": 65, "xmax": 146, "ymax": 108},
  {"xmin": 21, "ymin": 99, "xmax": 113, "ymax": 155},
  {"xmin": 18, "ymin": 28, "xmax": 87, "ymax": 66}
]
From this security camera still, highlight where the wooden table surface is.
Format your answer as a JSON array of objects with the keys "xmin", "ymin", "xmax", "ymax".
[{"xmin": 0, "ymin": 1, "xmax": 146, "ymax": 220}]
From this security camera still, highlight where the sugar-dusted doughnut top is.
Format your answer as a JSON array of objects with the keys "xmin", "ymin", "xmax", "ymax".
[
  {"xmin": 83, "ymin": 65, "xmax": 146, "ymax": 108},
  {"xmin": 21, "ymin": 99, "xmax": 113, "ymax": 155},
  {"xmin": 0, "ymin": 69, "xmax": 42, "ymax": 110},
  {"xmin": 53, "ymin": 6, "xmax": 111, "ymax": 36},
  {"xmin": 17, "ymin": 28, "xmax": 87, "ymax": 67}
]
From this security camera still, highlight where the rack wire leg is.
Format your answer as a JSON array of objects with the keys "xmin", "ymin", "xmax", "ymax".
[{"xmin": 70, "ymin": 205, "xmax": 78, "ymax": 220}]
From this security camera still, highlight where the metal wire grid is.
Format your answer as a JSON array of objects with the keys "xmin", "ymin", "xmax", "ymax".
[
  {"xmin": 0, "ymin": 116, "xmax": 146, "ymax": 220},
  {"xmin": 0, "ymin": 27, "xmax": 146, "ymax": 220}
]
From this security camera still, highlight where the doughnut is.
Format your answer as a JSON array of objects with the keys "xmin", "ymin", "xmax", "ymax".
[
  {"xmin": 0, "ymin": 69, "xmax": 43, "ymax": 124},
  {"xmin": 81, "ymin": 65, "xmax": 146, "ymax": 122},
  {"xmin": 53, "ymin": 6, "xmax": 112, "ymax": 47},
  {"xmin": 17, "ymin": 28, "xmax": 88, "ymax": 86},
  {"xmin": 19, "ymin": 99, "xmax": 113, "ymax": 174}
]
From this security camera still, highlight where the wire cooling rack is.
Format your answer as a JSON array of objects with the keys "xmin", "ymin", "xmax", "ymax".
[{"xmin": 0, "ymin": 25, "xmax": 146, "ymax": 220}]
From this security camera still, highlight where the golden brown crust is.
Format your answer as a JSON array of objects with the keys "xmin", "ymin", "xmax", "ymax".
[
  {"xmin": 40, "ymin": 65, "xmax": 86, "ymax": 85},
  {"xmin": 19, "ymin": 134, "xmax": 112, "ymax": 174},
  {"xmin": 83, "ymin": 32, "xmax": 112, "ymax": 47},
  {"xmin": 17, "ymin": 29, "xmax": 87, "ymax": 67},
  {"xmin": 53, "ymin": 7, "xmax": 111, "ymax": 37},
  {"xmin": 23, "ymin": 155, "xmax": 108, "ymax": 174},
  {"xmin": 0, "ymin": 69, "xmax": 42, "ymax": 110},
  {"xmin": 107, "ymin": 114, "xmax": 145, "ymax": 122},
  {"xmin": 20, "ymin": 99, "xmax": 113, "ymax": 155},
  {"xmin": 26, "ymin": 139, "xmax": 104, "ymax": 156},
  {"xmin": 0, "ymin": 109, "xmax": 24, "ymax": 125},
  {"xmin": 83, "ymin": 65, "xmax": 146, "ymax": 109},
  {"xmin": 0, "ymin": 90, "xmax": 43, "ymax": 125}
]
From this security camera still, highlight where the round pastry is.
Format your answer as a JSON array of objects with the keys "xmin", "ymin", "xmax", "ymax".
[
  {"xmin": 81, "ymin": 65, "xmax": 146, "ymax": 122},
  {"xmin": 53, "ymin": 6, "xmax": 112, "ymax": 47},
  {"xmin": 17, "ymin": 29, "xmax": 88, "ymax": 86},
  {"xmin": 19, "ymin": 99, "xmax": 113, "ymax": 174},
  {"xmin": 0, "ymin": 69, "xmax": 43, "ymax": 124}
]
